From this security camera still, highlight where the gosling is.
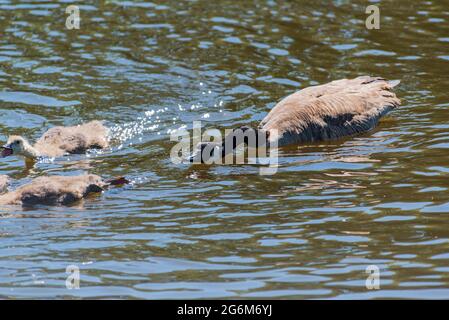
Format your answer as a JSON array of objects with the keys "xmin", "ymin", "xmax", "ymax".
[
  {"xmin": 1, "ymin": 121, "xmax": 109, "ymax": 160},
  {"xmin": 0, "ymin": 174, "xmax": 128, "ymax": 207}
]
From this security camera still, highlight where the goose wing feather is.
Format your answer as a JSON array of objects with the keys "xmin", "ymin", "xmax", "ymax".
[{"xmin": 260, "ymin": 76, "xmax": 401, "ymax": 145}]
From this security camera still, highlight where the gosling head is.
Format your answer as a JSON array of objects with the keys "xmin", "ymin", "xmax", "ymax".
[{"xmin": 1, "ymin": 136, "xmax": 37, "ymax": 158}]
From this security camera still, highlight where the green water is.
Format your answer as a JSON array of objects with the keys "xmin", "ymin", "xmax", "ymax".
[{"xmin": 0, "ymin": 0, "xmax": 448, "ymax": 299}]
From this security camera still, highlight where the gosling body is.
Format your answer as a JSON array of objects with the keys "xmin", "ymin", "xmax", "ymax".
[
  {"xmin": 0, "ymin": 174, "xmax": 128, "ymax": 206},
  {"xmin": 1, "ymin": 121, "xmax": 109, "ymax": 159}
]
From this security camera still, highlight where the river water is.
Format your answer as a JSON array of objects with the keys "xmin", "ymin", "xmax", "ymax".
[{"xmin": 0, "ymin": 0, "xmax": 448, "ymax": 299}]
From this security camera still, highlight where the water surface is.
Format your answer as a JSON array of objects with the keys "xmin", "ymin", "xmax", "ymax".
[{"xmin": 0, "ymin": 0, "xmax": 448, "ymax": 299}]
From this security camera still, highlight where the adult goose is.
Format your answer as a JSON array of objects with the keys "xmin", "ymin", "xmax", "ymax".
[
  {"xmin": 1, "ymin": 121, "xmax": 109, "ymax": 160},
  {"xmin": 0, "ymin": 174, "xmax": 128, "ymax": 207},
  {"xmin": 189, "ymin": 76, "xmax": 401, "ymax": 162}
]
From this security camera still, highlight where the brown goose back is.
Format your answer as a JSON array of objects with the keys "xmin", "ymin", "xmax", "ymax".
[{"xmin": 260, "ymin": 76, "xmax": 401, "ymax": 146}]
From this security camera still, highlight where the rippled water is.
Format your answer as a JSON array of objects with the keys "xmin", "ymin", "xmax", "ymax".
[{"xmin": 0, "ymin": 0, "xmax": 448, "ymax": 299}]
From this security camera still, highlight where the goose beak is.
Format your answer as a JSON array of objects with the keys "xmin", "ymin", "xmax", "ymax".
[
  {"xmin": 1, "ymin": 145, "xmax": 13, "ymax": 158},
  {"xmin": 186, "ymin": 151, "xmax": 203, "ymax": 163},
  {"xmin": 187, "ymin": 153, "xmax": 197, "ymax": 163}
]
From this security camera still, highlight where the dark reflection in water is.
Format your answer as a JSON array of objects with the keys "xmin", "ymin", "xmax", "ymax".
[{"xmin": 0, "ymin": 0, "xmax": 448, "ymax": 299}]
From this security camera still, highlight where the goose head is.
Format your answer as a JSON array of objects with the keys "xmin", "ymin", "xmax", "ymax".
[
  {"xmin": 187, "ymin": 127, "xmax": 270, "ymax": 164},
  {"xmin": 188, "ymin": 142, "xmax": 223, "ymax": 164},
  {"xmin": 1, "ymin": 136, "xmax": 38, "ymax": 159},
  {"xmin": 187, "ymin": 127, "xmax": 253, "ymax": 163}
]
